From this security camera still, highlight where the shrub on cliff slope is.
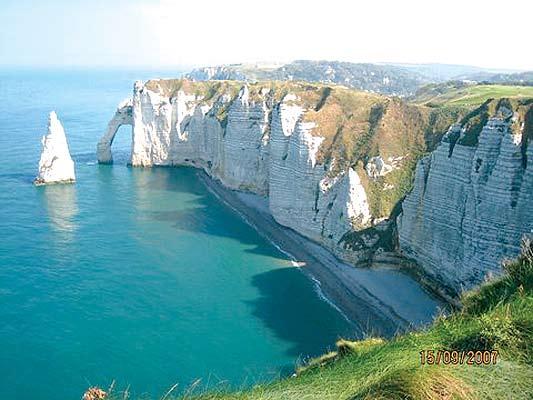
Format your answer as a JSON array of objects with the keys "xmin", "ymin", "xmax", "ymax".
[{"xmin": 105, "ymin": 239, "xmax": 533, "ymax": 400}]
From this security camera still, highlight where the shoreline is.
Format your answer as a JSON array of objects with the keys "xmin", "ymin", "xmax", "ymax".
[{"xmin": 197, "ymin": 170, "xmax": 445, "ymax": 338}]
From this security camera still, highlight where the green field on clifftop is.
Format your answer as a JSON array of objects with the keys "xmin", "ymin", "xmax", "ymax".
[
  {"xmin": 107, "ymin": 240, "xmax": 533, "ymax": 400},
  {"xmin": 415, "ymin": 83, "xmax": 533, "ymax": 107}
]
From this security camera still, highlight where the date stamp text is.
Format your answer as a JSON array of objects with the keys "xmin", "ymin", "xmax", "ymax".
[{"xmin": 419, "ymin": 350, "xmax": 498, "ymax": 366}]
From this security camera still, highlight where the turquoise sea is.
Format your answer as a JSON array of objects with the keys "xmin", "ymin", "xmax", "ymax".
[{"xmin": 0, "ymin": 69, "xmax": 356, "ymax": 399}]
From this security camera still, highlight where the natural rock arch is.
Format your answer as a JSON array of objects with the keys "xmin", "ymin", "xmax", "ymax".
[{"xmin": 97, "ymin": 99, "xmax": 133, "ymax": 163}]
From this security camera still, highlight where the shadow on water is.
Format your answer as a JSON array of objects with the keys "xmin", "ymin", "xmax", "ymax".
[
  {"xmin": 143, "ymin": 167, "xmax": 288, "ymax": 259},
  {"xmin": 73, "ymin": 150, "xmax": 130, "ymax": 165},
  {"xmin": 131, "ymin": 166, "xmax": 354, "ymax": 359},
  {"xmin": 245, "ymin": 267, "xmax": 353, "ymax": 359}
]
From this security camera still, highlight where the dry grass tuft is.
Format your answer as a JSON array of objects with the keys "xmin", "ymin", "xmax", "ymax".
[
  {"xmin": 82, "ymin": 387, "xmax": 107, "ymax": 400},
  {"xmin": 358, "ymin": 369, "xmax": 473, "ymax": 400}
]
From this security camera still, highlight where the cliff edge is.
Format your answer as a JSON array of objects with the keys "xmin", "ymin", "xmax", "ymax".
[{"xmin": 398, "ymin": 99, "xmax": 533, "ymax": 294}]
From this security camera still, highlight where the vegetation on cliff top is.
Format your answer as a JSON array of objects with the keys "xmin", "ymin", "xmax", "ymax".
[
  {"xmin": 184, "ymin": 61, "xmax": 533, "ymax": 98},
  {"xmin": 413, "ymin": 83, "xmax": 533, "ymax": 108},
  {"xmin": 103, "ymin": 238, "xmax": 533, "ymax": 400},
  {"xmin": 452, "ymin": 98, "xmax": 533, "ymax": 147},
  {"xmin": 184, "ymin": 60, "xmax": 430, "ymax": 97}
]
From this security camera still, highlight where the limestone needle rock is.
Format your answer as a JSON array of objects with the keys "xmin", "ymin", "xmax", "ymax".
[{"xmin": 35, "ymin": 111, "xmax": 76, "ymax": 185}]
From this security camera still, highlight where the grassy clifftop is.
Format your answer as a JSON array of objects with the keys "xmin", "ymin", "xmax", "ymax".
[
  {"xmin": 106, "ymin": 239, "xmax": 532, "ymax": 400},
  {"xmin": 413, "ymin": 82, "xmax": 533, "ymax": 107},
  {"xmin": 454, "ymin": 98, "xmax": 533, "ymax": 147}
]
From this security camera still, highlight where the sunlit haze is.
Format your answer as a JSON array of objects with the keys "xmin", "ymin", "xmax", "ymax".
[{"xmin": 1, "ymin": 0, "xmax": 532, "ymax": 70}]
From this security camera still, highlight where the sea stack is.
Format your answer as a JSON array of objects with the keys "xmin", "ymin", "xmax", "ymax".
[{"xmin": 34, "ymin": 111, "xmax": 76, "ymax": 185}]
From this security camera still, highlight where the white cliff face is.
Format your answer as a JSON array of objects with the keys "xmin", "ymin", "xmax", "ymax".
[
  {"xmin": 35, "ymin": 112, "xmax": 76, "ymax": 185},
  {"xmin": 208, "ymin": 85, "xmax": 271, "ymax": 193},
  {"xmin": 131, "ymin": 81, "xmax": 179, "ymax": 166},
  {"xmin": 99, "ymin": 80, "xmax": 533, "ymax": 293},
  {"xmin": 398, "ymin": 117, "xmax": 533, "ymax": 293},
  {"xmin": 268, "ymin": 99, "xmax": 372, "ymax": 258},
  {"xmin": 98, "ymin": 81, "xmax": 376, "ymax": 263}
]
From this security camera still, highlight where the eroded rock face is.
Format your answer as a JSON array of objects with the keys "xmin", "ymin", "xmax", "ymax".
[
  {"xmin": 35, "ymin": 112, "xmax": 75, "ymax": 185},
  {"xmin": 97, "ymin": 99, "xmax": 133, "ymax": 164},
  {"xmin": 269, "ymin": 100, "xmax": 372, "ymax": 259},
  {"xmin": 98, "ymin": 81, "xmax": 376, "ymax": 263},
  {"xmin": 398, "ymin": 116, "xmax": 533, "ymax": 293}
]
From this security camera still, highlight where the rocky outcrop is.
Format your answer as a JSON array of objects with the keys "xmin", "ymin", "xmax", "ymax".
[
  {"xmin": 398, "ymin": 109, "xmax": 533, "ymax": 293},
  {"xmin": 365, "ymin": 156, "xmax": 405, "ymax": 179},
  {"xmin": 35, "ymin": 112, "xmax": 76, "ymax": 185}
]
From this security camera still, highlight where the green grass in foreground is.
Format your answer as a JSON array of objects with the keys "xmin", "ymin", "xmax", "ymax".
[
  {"xmin": 418, "ymin": 84, "xmax": 533, "ymax": 107},
  {"xmin": 107, "ymin": 239, "xmax": 533, "ymax": 400}
]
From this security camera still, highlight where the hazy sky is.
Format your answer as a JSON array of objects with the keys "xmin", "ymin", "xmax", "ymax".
[{"xmin": 1, "ymin": 0, "xmax": 532, "ymax": 70}]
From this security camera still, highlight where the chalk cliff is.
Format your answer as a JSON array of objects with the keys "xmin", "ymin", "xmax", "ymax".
[
  {"xmin": 35, "ymin": 111, "xmax": 76, "ymax": 185},
  {"xmin": 97, "ymin": 99, "xmax": 133, "ymax": 164},
  {"xmin": 98, "ymin": 80, "xmax": 533, "ymax": 292},
  {"xmin": 97, "ymin": 82, "xmax": 368, "ymax": 261},
  {"xmin": 398, "ymin": 100, "xmax": 533, "ymax": 293}
]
